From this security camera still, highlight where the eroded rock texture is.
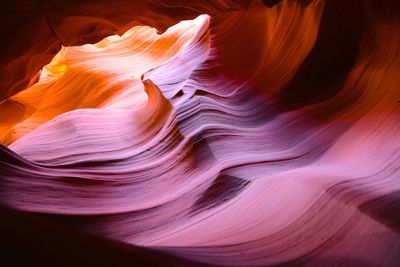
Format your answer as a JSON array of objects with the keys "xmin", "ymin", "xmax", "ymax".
[{"xmin": 1, "ymin": 0, "xmax": 400, "ymax": 266}]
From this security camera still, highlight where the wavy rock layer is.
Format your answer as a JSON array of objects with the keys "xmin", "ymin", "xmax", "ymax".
[{"xmin": 1, "ymin": 0, "xmax": 400, "ymax": 266}]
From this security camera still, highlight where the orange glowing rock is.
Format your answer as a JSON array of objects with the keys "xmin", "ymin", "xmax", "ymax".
[{"xmin": 0, "ymin": 15, "xmax": 210, "ymax": 145}]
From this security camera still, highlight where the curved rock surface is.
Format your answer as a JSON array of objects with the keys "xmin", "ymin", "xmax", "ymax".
[{"xmin": 1, "ymin": 0, "xmax": 400, "ymax": 266}]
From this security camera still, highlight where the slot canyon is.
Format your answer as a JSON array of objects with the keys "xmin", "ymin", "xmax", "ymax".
[{"xmin": 1, "ymin": 0, "xmax": 400, "ymax": 266}]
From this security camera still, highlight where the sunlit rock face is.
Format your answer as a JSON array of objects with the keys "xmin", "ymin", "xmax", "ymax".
[{"xmin": 1, "ymin": 0, "xmax": 400, "ymax": 266}]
